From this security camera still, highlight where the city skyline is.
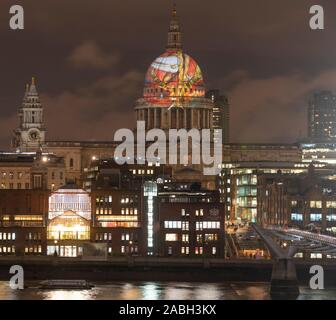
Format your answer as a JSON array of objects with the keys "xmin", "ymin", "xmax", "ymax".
[
  {"xmin": 1, "ymin": 1, "xmax": 336, "ymax": 302},
  {"xmin": 1, "ymin": 0, "xmax": 336, "ymax": 148}
]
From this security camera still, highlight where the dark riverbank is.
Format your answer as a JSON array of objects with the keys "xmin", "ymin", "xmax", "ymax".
[{"xmin": 0, "ymin": 257, "xmax": 335, "ymax": 286}]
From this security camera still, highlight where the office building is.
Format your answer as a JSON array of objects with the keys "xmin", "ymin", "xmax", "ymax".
[
  {"xmin": 308, "ymin": 91, "xmax": 336, "ymax": 141},
  {"xmin": 206, "ymin": 90, "xmax": 230, "ymax": 143}
]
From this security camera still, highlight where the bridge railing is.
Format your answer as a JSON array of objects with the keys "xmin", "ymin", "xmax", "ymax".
[{"xmin": 266, "ymin": 225, "xmax": 336, "ymax": 247}]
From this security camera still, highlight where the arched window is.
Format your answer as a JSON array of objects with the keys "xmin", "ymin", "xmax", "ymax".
[{"xmin": 69, "ymin": 158, "xmax": 74, "ymax": 168}]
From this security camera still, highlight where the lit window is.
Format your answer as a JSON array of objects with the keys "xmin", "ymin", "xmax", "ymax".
[
  {"xmin": 165, "ymin": 233, "xmax": 178, "ymax": 242},
  {"xmin": 327, "ymin": 201, "xmax": 336, "ymax": 208},
  {"xmin": 291, "ymin": 213, "xmax": 303, "ymax": 221},
  {"xmin": 164, "ymin": 221, "xmax": 182, "ymax": 229},
  {"xmin": 196, "ymin": 221, "xmax": 203, "ymax": 231},
  {"xmin": 310, "ymin": 214, "xmax": 322, "ymax": 222},
  {"xmin": 294, "ymin": 252, "xmax": 303, "ymax": 258},
  {"xmin": 122, "ymin": 233, "xmax": 130, "ymax": 241},
  {"xmin": 310, "ymin": 201, "xmax": 322, "ymax": 209},
  {"xmin": 182, "ymin": 221, "xmax": 189, "ymax": 231},
  {"xmin": 182, "ymin": 234, "xmax": 189, "ymax": 243},
  {"xmin": 181, "ymin": 246, "xmax": 189, "ymax": 255}
]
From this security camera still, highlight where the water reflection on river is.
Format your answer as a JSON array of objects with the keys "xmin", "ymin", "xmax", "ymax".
[{"xmin": 0, "ymin": 281, "xmax": 334, "ymax": 300}]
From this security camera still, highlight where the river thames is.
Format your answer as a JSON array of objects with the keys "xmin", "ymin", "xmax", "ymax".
[{"xmin": 0, "ymin": 281, "xmax": 335, "ymax": 300}]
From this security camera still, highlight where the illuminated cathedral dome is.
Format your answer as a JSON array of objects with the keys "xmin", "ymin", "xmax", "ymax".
[
  {"xmin": 143, "ymin": 50, "xmax": 205, "ymax": 105},
  {"xmin": 135, "ymin": 5, "xmax": 213, "ymax": 131}
]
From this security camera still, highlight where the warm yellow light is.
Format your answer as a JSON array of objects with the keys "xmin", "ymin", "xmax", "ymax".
[
  {"xmin": 73, "ymin": 224, "xmax": 85, "ymax": 232},
  {"xmin": 55, "ymin": 224, "xmax": 65, "ymax": 232}
]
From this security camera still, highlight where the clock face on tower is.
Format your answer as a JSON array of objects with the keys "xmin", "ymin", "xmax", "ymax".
[{"xmin": 28, "ymin": 129, "xmax": 40, "ymax": 142}]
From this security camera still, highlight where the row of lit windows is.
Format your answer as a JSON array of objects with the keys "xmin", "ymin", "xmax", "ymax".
[
  {"xmin": 164, "ymin": 221, "xmax": 220, "ymax": 230},
  {"xmin": 97, "ymin": 233, "xmax": 137, "ymax": 242},
  {"xmin": 0, "ymin": 171, "xmax": 62, "ymax": 181},
  {"xmin": 132, "ymin": 169, "xmax": 155, "ymax": 175},
  {"xmin": 121, "ymin": 197, "xmax": 136, "ymax": 204},
  {"xmin": 181, "ymin": 209, "xmax": 204, "ymax": 216},
  {"xmin": 96, "ymin": 233, "xmax": 112, "ymax": 241},
  {"xmin": 0, "ymin": 172, "xmax": 28, "ymax": 180},
  {"xmin": 196, "ymin": 234, "xmax": 218, "ymax": 242},
  {"xmin": 47, "ymin": 231, "xmax": 90, "ymax": 241},
  {"xmin": 14, "ymin": 215, "xmax": 43, "ymax": 221},
  {"xmin": 96, "ymin": 207, "xmax": 138, "ymax": 216},
  {"xmin": 121, "ymin": 208, "xmax": 138, "ymax": 215},
  {"xmin": 291, "ymin": 213, "xmax": 323, "ymax": 222},
  {"xmin": 26, "ymin": 232, "xmax": 42, "ymax": 241},
  {"xmin": 164, "ymin": 221, "xmax": 189, "ymax": 230},
  {"xmin": 327, "ymin": 201, "xmax": 336, "ymax": 208},
  {"xmin": 121, "ymin": 245, "xmax": 138, "ymax": 254},
  {"xmin": 0, "ymin": 246, "xmax": 15, "ymax": 253},
  {"xmin": 168, "ymin": 198, "xmax": 212, "ymax": 203},
  {"xmin": 96, "ymin": 208, "xmax": 113, "ymax": 215},
  {"xmin": 122, "ymin": 233, "xmax": 133, "ymax": 241},
  {"xmin": 165, "ymin": 233, "xmax": 218, "ymax": 242},
  {"xmin": 292, "ymin": 213, "xmax": 336, "ymax": 222},
  {"xmin": 96, "ymin": 196, "xmax": 113, "ymax": 203},
  {"xmin": 97, "ymin": 222, "xmax": 139, "ymax": 228},
  {"xmin": 1, "ymin": 183, "xmax": 30, "ymax": 189},
  {"xmin": 96, "ymin": 233, "xmax": 136, "ymax": 241},
  {"xmin": 295, "ymin": 252, "xmax": 336, "ymax": 259},
  {"xmin": 196, "ymin": 221, "xmax": 220, "ymax": 230},
  {"xmin": 291, "ymin": 200, "xmax": 336, "ymax": 209},
  {"xmin": 168, "ymin": 246, "xmax": 217, "ymax": 255},
  {"xmin": 2, "ymin": 221, "xmax": 43, "ymax": 227},
  {"xmin": 310, "ymin": 201, "xmax": 322, "ymax": 208},
  {"xmin": 0, "ymin": 233, "xmax": 15, "ymax": 241},
  {"xmin": 25, "ymin": 245, "xmax": 42, "ymax": 253},
  {"xmin": 96, "ymin": 215, "xmax": 138, "ymax": 222}
]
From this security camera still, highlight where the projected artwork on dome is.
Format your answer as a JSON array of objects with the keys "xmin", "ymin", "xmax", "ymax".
[{"xmin": 144, "ymin": 50, "xmax": 204, "ymax": 105}]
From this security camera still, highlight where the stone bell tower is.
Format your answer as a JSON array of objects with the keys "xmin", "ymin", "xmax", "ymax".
[{"xmin": 13, "ymin": 77, "xmax": 46, "ymax": 151}]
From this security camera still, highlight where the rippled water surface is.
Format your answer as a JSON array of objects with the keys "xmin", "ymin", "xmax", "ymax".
[{"xmin": 0, "ymin": 281, "xmax": 334, "ymax": 300}]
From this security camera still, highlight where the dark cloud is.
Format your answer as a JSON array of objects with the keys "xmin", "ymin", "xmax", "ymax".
[
  {"xmin": 0, "ymin": 0, "xmax": 336, "ymax": 148},
  {"xmin": 68, "ymin": 41, "xmax": 120, "ymax": 70},
  {"xmin": 42, "ymin": 69, "xmax": 143, "ymax": 141},
  {"xmin": 228, "ymin": 68, "xmax": 336, "ymax": 143}
]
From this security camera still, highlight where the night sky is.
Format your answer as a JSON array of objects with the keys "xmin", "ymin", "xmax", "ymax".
[{"xmin": 1, "ymin": 0, "xmax": 336, "ymax": 149}]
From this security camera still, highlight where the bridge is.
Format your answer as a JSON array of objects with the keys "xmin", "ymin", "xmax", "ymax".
[
  {"xmin": 249, "ymin": 224, "xmax": 336, "ymax": 298},
  {"xmin": 251, "ymin": 224, "xmax": 300, "ymax": 298}
]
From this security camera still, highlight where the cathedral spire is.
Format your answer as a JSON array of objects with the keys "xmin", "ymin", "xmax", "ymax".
[
  {"xmin": 166, "ymin": 4, "xmax": 182, "ymax": 50},
  {"xmin": 13, "ymin": 78, "xmax": 46, "ymax": 151}
]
